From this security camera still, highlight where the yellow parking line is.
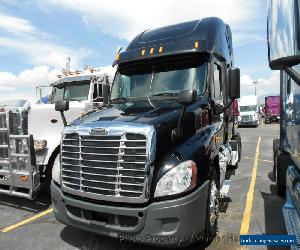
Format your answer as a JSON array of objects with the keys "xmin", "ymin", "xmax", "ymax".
[
  {"xmin": 0, "ymin": 208, "xmax": 53, "ymax": 233},
  {"xmin": 240, "ymin": 137, "xmax": 262, "ymax": 235},
  {"xmin": 243, "ymin": 156, "xmax": 272, "ymax": 163}
]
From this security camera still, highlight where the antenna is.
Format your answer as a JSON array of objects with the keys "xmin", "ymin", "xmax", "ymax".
[{"xmin": 117, "ymin": 46, "xmax": 122, "ymax": 53}]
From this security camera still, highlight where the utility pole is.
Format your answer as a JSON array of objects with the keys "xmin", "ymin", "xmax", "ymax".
[{"xmin": 253, "ymin": 80, "xmax": 258, "ymax": 96}]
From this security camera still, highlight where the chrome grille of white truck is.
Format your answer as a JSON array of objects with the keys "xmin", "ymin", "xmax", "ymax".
[
  {"xmin": 241, "ymin": 115, "xmax": 252, "ymax": 122},
  {"xmin": 61, "ymin": 132, "xmax": 148, "ymax": 201}
]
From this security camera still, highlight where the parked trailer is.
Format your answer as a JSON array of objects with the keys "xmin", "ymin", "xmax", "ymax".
[
  {"xmin": 51, "ymin": 17, "xmax": 242, "ymax": 246},
  {"xmin": 268, "ymin": 0, "xmax": 300, "ymax": 247},
  {"xmin": 0, "ymin": 68, "xmax": 112, "ymax": 199},
  {"xmin": 265, "ymin": 96, "xmax": 280, "ymax": 123}
]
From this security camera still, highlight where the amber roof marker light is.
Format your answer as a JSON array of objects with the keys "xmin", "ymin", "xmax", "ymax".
[
  {"xmin": 115, "ymin": 46, "xmax": 122, "ymax": 61},
  {"xmin": 150, "ymin": 48, "xmax": 154, "ymax": 55},
  {"xmin": 141, "ymin": 48, "xmax": 146, "ymax": 56},
  {"xmin": 194, "ymin": 41, "xmax": 199, "ymax": 48},
  {"xmin": 158, "ymin": 46, "xmax": 163, "ymax": 53}
]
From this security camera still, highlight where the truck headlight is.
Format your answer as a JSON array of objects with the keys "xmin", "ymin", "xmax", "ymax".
[
  {"xmin": 34, "ymin": 140, "xmax": 47, "ymax": 151},
  {"xmin": 154, "ymin": 160, "xmax": 197, "ymax": 198}
]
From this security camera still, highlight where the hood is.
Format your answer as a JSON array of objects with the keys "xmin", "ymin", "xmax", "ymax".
[
  {"xmin": 69, "ymin": 99, "xmax": 204, "ymax": 158},
  {"xmin": 71, "ymin": 100, "xmax": 182, "ymax": 128}
]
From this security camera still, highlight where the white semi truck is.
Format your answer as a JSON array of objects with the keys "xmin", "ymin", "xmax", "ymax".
[
  {"xmin": 0, "ymin": 67, "xmax": 112, "ymax": 199},
  {"xmin": 238, "ymin": 95, "xmax": 259, "ymax": 127}
]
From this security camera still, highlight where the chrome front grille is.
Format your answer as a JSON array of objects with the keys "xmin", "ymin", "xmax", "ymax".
[
  {"xmin": 241, "ymin": 115, "xmax": 252, "ymax": 122},
  {"xmin": 61, "ymin": 132, "xmax": 149, "ymax": 202}
]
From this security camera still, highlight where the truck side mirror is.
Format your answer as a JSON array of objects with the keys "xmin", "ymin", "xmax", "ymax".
[
  {"xmin": 177, "ymin": 89, "xmax": 197, "ymax": 105},
  {"xmin": 55, "ymin": 100, "xmax": 69, "ymax": 112},
  {"xmin": 102, "ymin": 84, "xmax": 110, "ymax": 105},
  {"xmin": 55, "ymin": 100, "xmax": 69, "ymax": 127},
  {"xmin": 227, "ymin": 68, "xmax": 240, "ymax": 99}
]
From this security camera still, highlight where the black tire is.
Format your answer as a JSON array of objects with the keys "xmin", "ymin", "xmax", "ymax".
[
  {"xmin": 203, "ymin": 168, "xmax": 220, "ymax": 242},
  {"xmin": 276, "ymin": 152, "xmax": 292, "ymax": 198},
  {"xmin": 273, "ymin": 139, "xmax": 279, "ymax": 180},
  {"xmin": 276, "ymin": 166, "xmax": 285, "ymax": 198}
]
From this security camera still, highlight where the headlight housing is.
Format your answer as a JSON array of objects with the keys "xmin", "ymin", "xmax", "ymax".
[
  {"xmin": 34, "ymin": 140, "xmax": 47, "ymax": 151},
  {"xmin": 154, "ymin": 160, "xmax": 197, "ymax": 198}
]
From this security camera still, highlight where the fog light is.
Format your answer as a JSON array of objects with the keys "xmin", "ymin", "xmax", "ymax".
[
  {"xmin": 20, "ymin": 175, "xmax": 28, "ymax": 181},
  {"xmin": 34, "ymin": 140, "xmax": 47, "ymax": 151}
]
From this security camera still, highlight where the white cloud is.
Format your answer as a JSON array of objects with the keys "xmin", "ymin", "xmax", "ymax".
[
  {"xmin": 0, "ymin": 64, "xmax": 115, "ymax": 102},
  {"xmin": 0, "ymin": 12, "xmax": 97, "ymax": 103},
  {"xmin": 0, "ymin": 66, "xmax": 59, "ymax": 88},
  {"xmin": 240, "ymin": 71, "xmax": 280, "ymax": 99},
  {"xmin": 0, "ymin": 66, "xmax": 59, "ymax": 101},
  {"xmin": 0, "ymin": 12, "xmax": 36, "ymax": 34},
  {"xmin": 0, "ymin": 36, "xmax": 91, "ymax": 69},
  {"xmin": 43, "ymin": 0, "xmax": 263, "ymax": 45},
  {"xmin": 0, "ymin": 12, "xmax": 91, "ymax": 70}
]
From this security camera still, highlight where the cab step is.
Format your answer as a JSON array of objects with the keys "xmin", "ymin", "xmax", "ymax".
[
  {"xmin": 282, "ymin": 206, "xmax": 300, "ymax": 249},
  {"xmin": 220, "ymin": 179, "xmax": 231, "ymax": 197}
]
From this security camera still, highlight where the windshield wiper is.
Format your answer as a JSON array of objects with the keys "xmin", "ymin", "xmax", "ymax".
[
  {"xmin": 151, "ymin": 92, "xmax": 178, "ymax": 97},
  {"xmin": 67, "ymin": 98, "xmax": 81, "ymax": 101},
  {"xmin": 110, "ymin": 97, "xmax": 129, "ymax": 103}
]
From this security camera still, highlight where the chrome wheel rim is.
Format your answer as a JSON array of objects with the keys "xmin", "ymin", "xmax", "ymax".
[{"xmin": 209, "ymin": 180, "xmax": 219, "ymax": 226}]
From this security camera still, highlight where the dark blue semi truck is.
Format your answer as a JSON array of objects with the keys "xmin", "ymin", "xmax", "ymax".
[
  {"xmin": 51, "ymin": 18, "xmax": 242, "ymax": 246},
  {"xmin": 268, "ymin": 0, "xmax": 300, "ymax": 246}
]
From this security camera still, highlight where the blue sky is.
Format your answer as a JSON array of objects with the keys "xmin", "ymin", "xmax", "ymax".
[{"xmin": 0, "ymin": 0, "xmax": 279, "ymax": 101}]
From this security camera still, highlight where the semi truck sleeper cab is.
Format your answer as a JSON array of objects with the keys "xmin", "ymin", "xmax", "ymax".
[{"xmin": 51, "ymin": 17, "xmax": 242, "ymax": 246}]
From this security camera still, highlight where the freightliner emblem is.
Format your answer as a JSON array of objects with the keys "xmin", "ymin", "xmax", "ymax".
[{"xmin": 90, "ymin": 128, "xmax": 108, "ymax": 135}]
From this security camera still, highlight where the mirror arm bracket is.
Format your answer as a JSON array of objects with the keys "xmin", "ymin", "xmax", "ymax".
[
  {"xmin": 285, "ymin": 67, "xmax": 300, "ymax": 86},
  {"xmin": 172, "ymin": 105, "xmax": 187, "ymax": 141},
  {"xmin": 60, "ymin": 111, "xmax": 68, "ymax": 127}
]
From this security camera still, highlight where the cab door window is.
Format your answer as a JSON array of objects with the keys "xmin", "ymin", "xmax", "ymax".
[
  {"xmin": 93, "ymin": 83, "xmax": 103, "ymax": 101},
  {"xmin": 213, "ymin": 64, "xmax": 222, "ymax": 99}
]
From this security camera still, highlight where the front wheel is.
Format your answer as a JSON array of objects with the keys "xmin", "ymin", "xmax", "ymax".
[
  {"xmin": 276, "ymin": 152, "xmax": 292, "ymax": 198},
  {"xmin": 203, "ymin": 168, "xmax": 220, "ymax": 242}
]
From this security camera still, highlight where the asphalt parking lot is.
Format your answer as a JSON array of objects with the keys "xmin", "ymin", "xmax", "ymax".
[{"xmin": 0, "ymin": 121, "xmax": 287, "ymax": 250}]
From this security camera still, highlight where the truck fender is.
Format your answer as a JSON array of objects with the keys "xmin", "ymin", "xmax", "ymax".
[{"xmin": 44, "ymin": 145, "xmax": 60, "ymax": 187}]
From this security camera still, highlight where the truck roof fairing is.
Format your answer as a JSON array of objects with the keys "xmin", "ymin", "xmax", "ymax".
[{"xmin": 113, "ymin": 17, "xmax": 233, "ymax": 67}]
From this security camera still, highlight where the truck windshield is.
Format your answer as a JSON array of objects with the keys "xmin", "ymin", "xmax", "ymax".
[
  {"xmin": 240, "ymin": 105, "xmax": 257, "ymax": 112},
  {"xmin": 111, "ymin": 58, "xmax": 207, "ymax": 101},
  {"xmin": 51, "ymin": 80, "xmax": 90, "ymax": 103}
]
